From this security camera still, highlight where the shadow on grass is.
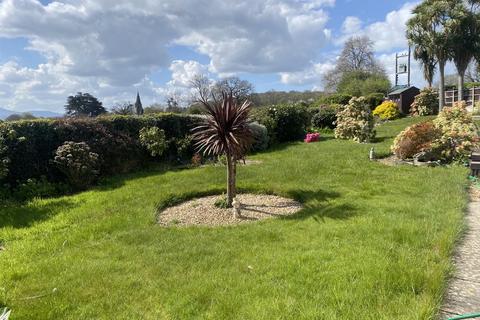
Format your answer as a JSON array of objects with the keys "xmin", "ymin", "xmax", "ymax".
[
  {"xmin": 286, "ymin": 189, "xmax": 357, "ymax": 222},
  {"xmin": 371, "ymin": 136, "xmax": 395, "ymax": 143},
  {"xmin": 155, "ymin": 187, "xmax": 356, "ymax": 224},
  {"xmin": 0, "ymin": 199, "xmax": 75, "ymax": 229}
]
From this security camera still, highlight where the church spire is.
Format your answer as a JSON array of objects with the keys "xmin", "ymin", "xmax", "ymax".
[{"xmin": 135, "ymin": 91, "xmax": 144, "ymax": 115}]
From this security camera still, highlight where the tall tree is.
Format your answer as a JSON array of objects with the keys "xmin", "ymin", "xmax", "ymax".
[
  {"xmin": 190, "ymin": 74, "xmax": 254, "ymax": 105},
  {"xmin": 65, "ymin": 92, "xmax": 106, "ymax": 117},
  {"xmin": 134, "ymin": 91, "xmax": 144, "ymax": 115},
  {"xmin": 111, "ymin": 102, "xmax": 134, "ymax": 115},
  {"xmin": 450, "ymin": 2, "xmax": 479, "ymax": 101},
  {"xmin": 213, "ymin": 77, "xmax": 254, "ymax": 103},
  {"xmin": 413, "ymin": 46, "xmax": 437, "ymax": 88},
  {"xmin": 192, "ymin": 93, "xmax": 253, "ymax": 208},
  {"xmin": 323, "ymin": 36, "xmax": 387, "ymax": 93},
  {"xmin": 407, "ymin": 0, "xmax": 458, "ymax": 110}
]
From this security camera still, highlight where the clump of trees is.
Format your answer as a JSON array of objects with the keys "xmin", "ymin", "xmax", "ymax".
[
  {"xmin": 323, "ymin": 36, "xmax": 391, "ymax": 96},
  {"xmin": 65, "ymin": 92, "xmax": 107, "ymax": 117},
  {"xmin": 407, "ymin": 0, "xmax": 480, "ymax": 110}
]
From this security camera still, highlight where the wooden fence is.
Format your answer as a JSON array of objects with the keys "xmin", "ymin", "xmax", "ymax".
[{"xmin": 445, "ymin": 87, "xmax": 480, "ymax": 111}]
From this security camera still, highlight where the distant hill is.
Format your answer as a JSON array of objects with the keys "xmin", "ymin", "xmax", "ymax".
[
  {"xmin": 0, "ymin": 107, "xmax": 62, "ymax": 120},
  {"xmin": 250, "ymin": 90, "xmax": 324, "ymax": 107}
]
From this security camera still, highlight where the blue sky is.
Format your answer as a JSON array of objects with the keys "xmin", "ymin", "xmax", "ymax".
[{"xmin": 0, "ymin": 0, "xmax": 427, "ymax": 112}]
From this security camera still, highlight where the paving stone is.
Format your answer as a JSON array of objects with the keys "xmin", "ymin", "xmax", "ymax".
[{"xmin": 439, "ymin": 200, "xmax": 480, "ymax": 319}]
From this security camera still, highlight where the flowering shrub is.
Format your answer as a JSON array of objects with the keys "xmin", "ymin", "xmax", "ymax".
[
  {"xmin": 304, "ymin": 133, "xmax": 320, "ymax": 143},
  {"xmin": 431, "ymin": 101, "xmax": 479, "ymax": 163},
  {"xmin": 410, "ymin": 88, "xmax": 438, "ymax": 116},
  {"xmin": 139, "ymin": 126, "xmax": 167, "ymax": 157},
  {"xmin": 373, "ymin": 101, "xmax": 400, "ymax": 120},
  {"xmin": 54, "ymin": 141, "xmax": 99, "ymax": 190},
  {"xmin": 391, "ymin": 102, "xmax": 479, "ymax": 163},
  {"xmin": 391, "ymin": 121, "xmax": 441, "ymax": 159},
  {"xmin": 335, "ymin": 97, "xmax": 375, "ymax": 143}
]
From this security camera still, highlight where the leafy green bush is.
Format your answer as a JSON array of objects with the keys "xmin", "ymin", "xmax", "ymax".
[
  {"xmin": 391, "ymin": 102, "xmax": 479, "ymax": 163},
  {"xmin": 251, "ymin": 104, "xmax": 309, "ymax": 143},
  {"xmin": 13, "ymin": 177, "xmax": 64, "ymax": 201},
  {"xmin": 317, "ymin": 94, "xmax": 352, "ymax": 106},
  {"xmin": 54, "ymin": 141, "xmax": 100, "ymax": 190},
  {"xmin": 249, "ymin": 122, "xmax": 269, "ymax": 151},
  {"xmin": 410, "ymin": 88, "xmax": 438, "ymax": 116},
  {"xmin": 175, "ymin": 135, "xmax": 195, "ymax": 162},
  {"xmin": 0, "ymin": 114, "xmax": 200, "ymax": 190},
  {"xmin": 311, "ymin": 105, "xmax": 338, "ymax": 129},
  {"xmin": 373, "ymin": 101, "xmax": 400, "ymax": 120},
  {"xmin": 335, "ymin": 97, "xmax": 375, "ymax": 143},
  {"xmin": 431, "ymin": 101, "xmax": 479, "ymax": 163},
  {"xmin": 365, "ymin": 93, "xmax": 385, "ymax": 110},
  {"xmin": 139, "ymin": 127, "xmax": 167, "ymax": 157},
  {"xmin": 391, "ymin": 121, "xmax": 441, "ymax": 160}
]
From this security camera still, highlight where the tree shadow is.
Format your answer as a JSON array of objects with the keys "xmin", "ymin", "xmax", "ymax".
[
  {"xmin": 0, "ymin": 199, "xmax": 75, "ymax": 229},
  {"xmin": 371, "ymin": 136, "xmax": 395, "ymax": 143},
  {"xmin": 285, "ymin": 189, "xmax": 357, "ymax": 222}
]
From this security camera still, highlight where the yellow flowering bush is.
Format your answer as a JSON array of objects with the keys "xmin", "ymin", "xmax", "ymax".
[{"xmin": 373, "ymin": 101, "xmax": 400, "ymax": 120}]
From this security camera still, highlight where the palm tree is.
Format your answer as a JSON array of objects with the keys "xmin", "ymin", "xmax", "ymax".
[
  {"xmin": 413, "ymin": 46, "xmax": 437, "ymax": 88},
  {"xmin": 450, "ymin": 3, "xmax": 479, "ymax": 101},
  {"xmin": 407, "ymin": 0, "xmax": 457, "ymax": 110},
  {"xmin": 192, "ymin": 93, "xmax": 253, "ymax": 208}
]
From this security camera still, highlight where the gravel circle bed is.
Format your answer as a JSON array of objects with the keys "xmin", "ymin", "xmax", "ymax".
[{"xmin": 158, "ymin": 194, "xmax": 303, "ymax": 227}]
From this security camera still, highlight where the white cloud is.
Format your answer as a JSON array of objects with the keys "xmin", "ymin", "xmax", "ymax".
[
  {"xmin": 168, "ymin": 60, "xmax": 208, "ymax": 88},
  {"xmin": 338, "ymin": 2, "xmax": 418, "ymax": 52},
  {"xmin": 0, "ymin": 0, "xmax": 334, "ymax": 111},
  {"xmin": 279, "ymin": 61, "xmax": 335, "ymax": 88},
  {"xmin": 341, "ymin": 16, "xmax": 362, "ymax": 34}
]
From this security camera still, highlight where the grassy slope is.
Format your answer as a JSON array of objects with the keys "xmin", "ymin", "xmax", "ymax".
[{"xmin": 0, "ymin": 117, "xmax": 468, "ymax": 319}]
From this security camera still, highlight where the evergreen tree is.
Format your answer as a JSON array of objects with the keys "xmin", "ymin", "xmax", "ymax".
[{"xmin": 65, "ymin": 92, "xmax": 106, "ymax": 117}]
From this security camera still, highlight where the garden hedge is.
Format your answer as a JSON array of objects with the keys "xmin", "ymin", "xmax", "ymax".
[{"xmin": 0, "ymin": 114, "xmax": 201, "ymax": 189}]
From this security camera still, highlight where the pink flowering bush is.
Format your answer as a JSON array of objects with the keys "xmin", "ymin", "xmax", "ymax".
[{"xmin": 304, "ymin": 133, "xmax": 320, "ymax": 143}]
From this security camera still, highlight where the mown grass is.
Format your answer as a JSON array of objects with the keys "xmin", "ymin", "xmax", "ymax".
[{"xmin": 0, "ymin": 117, "xmax": 468, "ymax": 319}]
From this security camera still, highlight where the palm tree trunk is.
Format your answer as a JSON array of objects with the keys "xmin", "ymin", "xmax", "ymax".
[
  {"xmin": 226, "ymin": 153, "xmax": 236, "ymax": 208},
  {"xmin": 439, "ymin": 61, "xmax": 446, "ymax": 111},
  {"xmin": 458, "ymin": 72, "xmax": 465, "ymax": 102}
]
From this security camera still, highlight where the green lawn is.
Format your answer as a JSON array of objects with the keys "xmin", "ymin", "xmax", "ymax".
[{"xmin": 0, "ymin": 117, "xmax": 468, "ymax": 319}]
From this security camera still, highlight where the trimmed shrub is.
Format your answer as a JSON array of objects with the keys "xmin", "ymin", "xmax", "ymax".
[
  {"xmin": 175, "ymin": 135, "xmax": 195, "ymax": 162},
  {"xmin": 13, "ymin": 177, "xmax": 63, "ymax": 201},
  {"xmin": 432, "ymin": 101, "xmax": 479, "ymax": 163},
  {"xmin": 251, "ymin": 104, "xmax": 309, "ymax": 143},
  {"xmin": 311, "ymin": 105, "xmax": 338, "ymax": 129},
  {"xmin": 0, "ymin": 114, "xmax": 201, "ymax": 189},
  {"xmin": 139, "ymin": 127, "xmax": 167, "ymax": 157},
  {"xmin": 54, "ymin": 141, "xmax": 99, "ymax": 190},
  {"xmin": 249, "ymin": 122, "xmax": 269, "ymax": 152},
  {"xmin": 373, "ymin": 101, "xmax": 400, "ymax": 120},
  {"xmin": 335, "ymin": 97, "xmax": 375, "ymax": 143},
  {"xmin": 410, "ymin": 88, "xmax": 439, "ymax": 116},
  {"xmin": 391, "ymin": 121, "xmax": 441, "ymax": 160},
  {"xmin": 365, "ymin": 93, "xmax": 385, "ymax": 110},
  {"xmin": 318, "ymin": 93, "xmax": 352, "ymax": 106}
]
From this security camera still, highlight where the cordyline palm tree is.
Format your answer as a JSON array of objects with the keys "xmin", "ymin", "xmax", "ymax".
[
  {"xmin": 192, "ymin": 93, "xmax": 253, "ymax": 208},
  {"xmin": 407, "ymin": 0, "xmax": 458, "ymax": 110},
  {"xmin": 413, "ymin": 46, "xmax": 437, "ymax": 88}
]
